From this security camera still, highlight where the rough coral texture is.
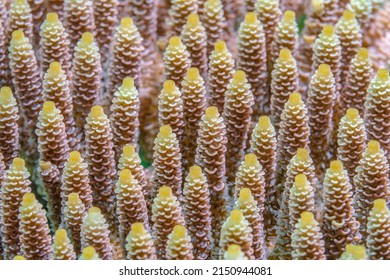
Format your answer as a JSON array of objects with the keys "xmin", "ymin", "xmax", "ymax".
[
  {"xmin": 168, "ymin": 0, "xmax": 197, "ymax": 36},
  {"xmin": 7, "ymin": 0, "xmax": 34, "ymax": 41},
  {"xmin": 51, "ymin": 229, "xmax": 76, "ymax": 260},
  {"xmin": 166, "ymin": 225, "xmax": 194, "ymax": 260},
  {"xmin": 125, "ymin": 223, "xmax": 156, "ymax": 260},
  {"xmin": 202, "ymin": 0, "xmax": 226, "ymax": 56}
]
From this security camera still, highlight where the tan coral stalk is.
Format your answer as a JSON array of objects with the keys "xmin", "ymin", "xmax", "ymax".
[
  {"xmin": 39, "ymin": 13, "xmax": 72, "ymax": 78},
  {"xmin": 337, "ymin": 108, "xmax": 367, "ymax": 182},
  {"xmin": 335, "ymin": 10, "xmax": 362, "ymax": 88},
  {"xmin": 39, "ymin": 161, "xmax": 62, "ymax": 229},
  {"xmin": 0, "ymin": 158, "xmax": 31, "ymax": 259},
  {"xmin": 223, "ymin": 244, "xmax": 248, "ymax": 260},
  {"xmin": 322, "ymin": 160, "xmax": 361, "ymax": 259},
  {"xmin": 0, "ymin": 15, "xmax": 10, "ymax": 88},
  {"xmin": 168, "ymin": 0, "xmax": 198, "ymax": 36},
  {"xmin": 36, "ymin": 101, "xmax": 70, "ymax": 173},
  {"xmin": 224, "ymin": 70, "xmax": 254, "ymax": 187},
  {"xmin": 195, "ymin": 106, "xmax": 227, "ymax": 251},
  {"xmin": 19, "ymin": 193, "xmax": 52, "ymax": 260},
  {"xmin": 163, "ymin": 36, "xmax": 191, "ymax": 87},
  {"xmin": 202, "ymin": 0, "xmax": 226, "ymax": 56},
  {"xmin": 270, "ymin": 10, "xmax": 298, "ymax": 68},
  {"xmin": 110, "ymin": 77, "xmax": 140, "ymax": 157},
  {"xmin": 166, "ymin": 225, "xmax": 194, "ymax": 260},
  {"xmin": 81, "ymin": 207, "xmax": 114, "ymax": 260},
  {"xmin": 219, "ymin": 209, "xmax": 254, "ymax": 260},
  {"xmin": 340, "ymin": 244, "xmax": 367, "ymax": 260},
  {"xmin": 291, "ymin": 212, "xmax": 326, "ymax": 260},
  {"xmin": 7, "ymin": 0, "xmax": 34, "ymax": 41},
  {"xmin": 270, "ymin": 49, "xmax": 299, "ymax": 130},
  {"xmin": 116, "ymin": 169, "xmax": 149, "ymax": 248},
  {"xmin": 158, "ymin": 80, "xmax": 185, "ymax": 145},
  {"xmin": 125, "ymin": 222, "xmax": 156, "ymax": 260},
  {"xmin": 366, "ymin": 199, "xmax": 390, "ymax": 260},
  {"xmin": 47, "ymin": 1, "xmax": 65, "ymax": 21},
  {"xmin": 107, "ymin": 17, "xmax": 144, "ymax": 109},
  {"xmin": 237, "ymin": 12, "xmax": 267, "ymax": 116},
  {"xmin": 62, "ymin": 193, "xmax": 87, "ymax": 255},
  {"xmin": 181, "ymin": 14, "xmax": 207, "ymax": 77},
  {"xmin": 0, "ymin": 87, "xmax": 19, "ymax": 167},
  {"xmin": 183, "ymin": 166, "xmax": 212, "ymax": 260},
  {"xmin": 347, "ymin": 0, "xmax": 373, "ymax": 32},
  {"xmin": 152, "ymin": 186, "xmax": 185, "ymax": 259},
  {"xmin": 64, "ymin": 0, "xmax": 95, "ymax": 50},
  {"xmin": 181, "ymin": 68, "xmax": 206, "ymax": 169},
  {"xmin": 341, "ymin": 48, "xmax": 373, "ymax": 117},
  {"xmin": 364, "ymin": 69, "xmax": 390, "ymax": 159},
  {"xmin": 207, "ymin": 41, "xmax": 235, "ymax": 113},
  {"xmin": 52, "ymin": 229, "xmax": 76, "ymax": 260},
  {"xmin": 93, "ymin": 0, "xmax": 118, "ymax": 64},
  {"xmin": 307, "ymin": 64, "xmax": 336, "ymax": 172},
  {"xmin": 85, "ymin": 106, "xmax": 117, "ymax": 230},
  {"xmin": 151, "ymin": 125, "xmax": 182, "ymax": 199},
  {"xmin": 61, "ymin": 151, "xmax": 93, "ymax": 211},
  {"xmin": 79, "ymin": 246, "xmax": 101, "ymax": 260},
  {"xmin": 71, "ymin": 32, "xmax": 101, "ymax": 136},
  {"xmin": 354, "ymin": 140, "xmax": 390, "ymax": 239},
  {"xmin": 235, "ymin": 188, "xmax": 265, "ymax": 259}
]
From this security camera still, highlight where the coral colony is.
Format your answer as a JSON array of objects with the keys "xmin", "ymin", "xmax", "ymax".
[{"xmin": 0, "ymin": 0, "xmax": 389, "ymax": 261}]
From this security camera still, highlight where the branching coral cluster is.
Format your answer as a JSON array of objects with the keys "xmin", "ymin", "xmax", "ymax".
[{"xmin": 0, "ymin": 0, "xmax": 389, "ymax": 261}]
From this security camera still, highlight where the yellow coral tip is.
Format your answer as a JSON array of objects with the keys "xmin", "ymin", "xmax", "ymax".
[
  {"xmin": 377, "ymin": 69, "xmax": 389, "ymax": 80},
  {"xmin": 343, "ymin": 10, "xmax": 355, "ymax": 20},
  {"xmin": 301, "ymin": 211, "xmax": 314, "ymax": 226},
  {"xmin": 68, "ymin": 193, "xmax": 80, "ymax": 204},
  {"xmin": 159, "ymin": 125, "xmax": 172, "ymax": 137},
  {"xmin": 55, "ymin": 229, "xmax": 68, "ymax": 243},
  {"xmin": 295, "ymin": 174, "xmax": 307, "ymax": 188},
  {"xmin": 88, "ymin": 207, "xmax": 101, "ymax": 215},
  {"xmin": 12, "ymin": 30, "xmax": 24, "ymax": 41},
  {"xmin": 284, "ymin": 10, "xmax": 295, "ymax": 21},
  {"xmin": 131, "ymin": 222, "xmax": 146, "ymax": 235},
  {"xmin": 189, "ymin": 165, "xmax": 202, "ymax": 179},
  {"xmin": 121, "ymin": 17, "xmax": 133, "ymax": 27},
  {"xmin": 42, "ymin": 101, "xmax": 56, "ymax": 115},
  {"xmin": 258, "ymin": 116, "xmax": 271, "ymax": 129},
  {"xmin": 346, "ymin": 108, "xmax": 359, "ymax": 121},
  {"xmin": 330, "ymin": 160, "xmax": 343, "ymax": 172},
  {"xmin": 205, "ymin": 106, "xmax": 219, "ymax": 120},
  {"xmin": 230, "ymin": 209, "xmax": 243, "ymax": 223},
  {"xmin": 311, "ymin": 0, "xmax": 323, "ymax": 13},
  {"xmin": 48, "ymin": 61, "xmax": 62, "ymax": 75},
  {"xmin": 227, "ymin": 244, "xmax": 241, "ymax": 257},
  {"xmin": 169, "ymin": 36, "xmax": 182, "ymax": 47},
  {"xmin": 245, "ymin": 12, "xmax": 257, "ymax": 24},
  {"xmin": 81, "ymin": 32, "xmax": 94, "ymax": 45},
  {"xmin": 279, "ymin": 48, "xmax": 292, "ymax": 60},
  {"xmin": 323, "ymin": 25, "xmax": 334, "ymax": 36},
  {"xmin": 214, "ymin": 40, "xmax": 226, "ymax": 52},
  {"xmin": 0, "ymin": 87, "xmax": 13, "ymax": 104},
  {"xmin": 288, "ymin": 92, "xmax": 302, "ymax": 106},
  {"xmin": 22, "ymin": 193, "xmax": 35, "ymax": 207},
  {"xmin": 46, "ymin": 12, "xmax": 59, "ymax": 23},
  {"xmin": 172, "ymin": 225, "xmax": 186, "ymax": 239},
  {"xmin": 39, "ymin": 161, "xmax": 51, "ymax": 171},
  {"xmin": 357, "ymin": 48, "xmax": 369, "ymax": 60},
  {"xmin": 82, "ymin": 247, "xmax": 96, "ymax": 259},
  {"xmin": 123, "ymin": 145, "xmax": 136, "ymax": 157},
  {"xmin": 373, "ymin": 199, "xmax": 387, "ymax": 211},
  {"xmin": 69, "ymin": 151, "xmax": 81, "ymax": 165},
  {"xmin": 239, "ymin": 188, "xmax": 252, "ymax": 202},
  {"xmin": 244, "ymin": 153, "xmax": 258, "ymax": 166},
  {"xmin": 187, "ymin": 14, "xmax": 199, "ymax": 27},
  {"xmin": 367, "ymin": 140, "xmax": 380, "ymax": 154},
  {"xmin": 187, "ymin": 67, "xmax": 200, "ymax": 81},
  {"xmin": 163, "ymin": 80, "xmax": 176, "ymax": 93},
  {"xmin": 296, "ymin": 148, "xmax": 309, "ymax": 161},
  {"xmin": 13, "ymin": 255, "xmax": 26, "ymax": 260},
  {"xmin": 119, "ymin": 169, "xmax": 132, "ymax": 183},
  {"xmin": 13, "ymin": 157, "xmax": 25, "ymax": 171},
  {"xmin": 90, "ymin": 106, "xmax": 104, "ymax": 118},
  {"xmin": 233, "ymin": 70, "xmax": 246, "ymax": 84},
  {"xmin": 159, "ymin": 186, "xmax": 172, "ymax": 198},
  {"xmin": 346, "ymin": 244, "xmax": 366, "ymax": 260},
  {"xmin": 318, "ymin": 64, "xmax": 331, "ymax": 77},
  {"xmin": 122, "ymin": 77, "xmax": 134, "ymax": 89}
]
